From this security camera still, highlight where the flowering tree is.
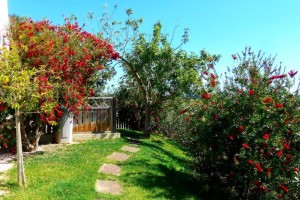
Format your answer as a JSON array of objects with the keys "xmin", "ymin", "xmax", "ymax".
[
  {"xmin": 3, "ymin": 16, "xmax": 119, "ymax": 152},
  {"xmin": 180, "ymin": 48, "xmax": 300, "ymax": 199},
  {"xmin": 0, "ymin": 17, "xmax": 118, "ymax": 186}
]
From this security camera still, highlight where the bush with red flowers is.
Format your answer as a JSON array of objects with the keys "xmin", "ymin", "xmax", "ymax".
[{"xmin": 181, "ymin": 48, "xmax": 300, "ymax": 199}]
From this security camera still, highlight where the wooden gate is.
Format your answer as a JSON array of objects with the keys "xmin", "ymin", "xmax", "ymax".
[{"xmin": 73, "ymin": 97, "xmax": 116, "ymax": 133}]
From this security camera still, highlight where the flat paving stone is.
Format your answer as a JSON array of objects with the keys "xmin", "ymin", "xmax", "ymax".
[
  {"xmin": 121, "ymin": 145, "xmax": 140, "ymax": 153},
  {"xmin": 95, "ymin": 180, "xmax": 121, "ymax": 195},
  {"xmin": 0, "ymin": 190, "xmax": 9, "ymax": 196},
  {"xmin": 107, "ymin": 152, "xmax": 130, "ymax": 162},
  {"xmin": 0, "ymin": 163, "xmax": 13, "ymax": 173},
  {"xmin": 98, "ymin": 163, "xmax": 121, "ymax": 176}
]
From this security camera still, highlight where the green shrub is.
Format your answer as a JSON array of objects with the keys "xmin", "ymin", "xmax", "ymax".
[{"xmin": 182, "ymin": 48, "xmax": 300, "ymax": 199}]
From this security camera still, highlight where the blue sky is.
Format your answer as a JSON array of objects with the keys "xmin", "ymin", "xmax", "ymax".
[{"xmin": 8, "ymin": 0, "xmax": 300, "ymax": 86}]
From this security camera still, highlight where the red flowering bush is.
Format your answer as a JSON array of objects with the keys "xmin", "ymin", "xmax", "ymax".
[
  {"xmin": 181, "ymin": 48, "xmax": 300, "ymax": 199},
  {"xmin": 0, "ymin": 16, "xmax": 119, "ymax": 151}
]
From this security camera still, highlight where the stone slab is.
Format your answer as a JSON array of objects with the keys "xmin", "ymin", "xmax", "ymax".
[
  {"xmin": 95, "ymin": 180, "xmax": 121, "ymax": 195},
  {"xmin": 107, "ymin": 152, "xmax": 130, "ymax": 162},
  {"xmin": 98, "ymin": 163, "xmax": 121, "ymax": 176},
  {"xmin": 121, "ymin": 145, "xmax": 140, "ymax": 153},
  {"xmin": 0, "ymin": 163, "xmax": 13, "ymax": 173},
  {"xmin": 0, "ymin": 190, "xmax": 8, "ymax": 196}
]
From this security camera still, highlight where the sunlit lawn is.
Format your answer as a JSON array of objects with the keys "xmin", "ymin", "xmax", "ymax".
[{"xmin": 2, "ymin": 129, "xmax": 202, "ymax": 200}]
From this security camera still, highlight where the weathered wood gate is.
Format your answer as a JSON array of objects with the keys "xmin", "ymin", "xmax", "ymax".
[{"xmin": 73, "ymin": 97, "xmax": 116, "ymax": 133}]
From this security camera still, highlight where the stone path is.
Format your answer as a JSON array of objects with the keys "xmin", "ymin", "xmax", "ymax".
[
  {"xmin": 0, "ymin": 153, "xmax": 14, "ymax": 197},
  {"xmin": 98, "ymin": 163, "xmax": 121, "ymax": 176},
  {"xmin": 95, "ymin": 144, "xmax": 141, "ymax": 195}
]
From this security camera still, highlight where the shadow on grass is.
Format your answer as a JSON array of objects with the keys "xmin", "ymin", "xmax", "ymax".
[{"xmin": 122, "ymin": 159, "xmax": 202, "ymax": 199}]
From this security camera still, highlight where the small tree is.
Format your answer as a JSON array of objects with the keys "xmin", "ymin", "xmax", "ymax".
[{"xmin": 0, "ymin": 44, "xmax": 41, "ymax": 186}]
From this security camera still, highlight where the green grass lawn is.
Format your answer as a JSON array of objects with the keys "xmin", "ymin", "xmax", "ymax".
[{"xmin": 2, "ymin": 129, "xmax": 202, "ymax": 200}]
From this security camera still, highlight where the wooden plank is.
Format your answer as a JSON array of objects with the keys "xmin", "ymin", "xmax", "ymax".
[{"xmin": 77, "ymin": 111, "xmax": 83, "ymax": 132}]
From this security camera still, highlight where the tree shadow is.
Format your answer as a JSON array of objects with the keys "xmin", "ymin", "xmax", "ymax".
[{"xmin": 121, "ymin": 159, "xmax": 202, "ymax": 199}]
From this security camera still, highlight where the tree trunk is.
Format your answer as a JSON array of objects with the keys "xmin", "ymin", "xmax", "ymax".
[
  {"xmin": 15, "ymin": 109, "xmax": 26, "ymax": 187},
  {"xmin": 144, "ymin": 103, "xmax": 151, "ymax": 138}
]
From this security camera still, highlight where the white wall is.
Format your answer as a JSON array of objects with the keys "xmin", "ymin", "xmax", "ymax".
[{"xmin": 0, "ymin": 0, "xmax": 9, "ymax": 48}]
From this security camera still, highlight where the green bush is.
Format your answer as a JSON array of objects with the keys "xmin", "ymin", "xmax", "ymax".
[{"xmin": 182, "ymin": 48, "xmax": 300, "ymax": 199}]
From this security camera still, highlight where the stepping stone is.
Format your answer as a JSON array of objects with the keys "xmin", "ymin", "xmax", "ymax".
[
  {"xmin": 0, "ymin": 190, "xmax": 8, "ymax": 196},
  {"xmin": 98, "ymin": 163, "xmax": 121, "ymax": 176},
  {"xmin": 125, "ymin": 137, "xmax": 141, "ymax": 145},
  {"xmin": 95, "ymin": 180, "xmax": 121, "ymax": 195},
  {"xmin": 121, "ymin": 145, "xmax": 140, "ymax": 153},
  {"xmin": 107, "ymin": 152, "xmax": 130, "ymax": 162},
  {"xmin": 0, "ymin": 163, "xmax": 13, "ymax": 173}
]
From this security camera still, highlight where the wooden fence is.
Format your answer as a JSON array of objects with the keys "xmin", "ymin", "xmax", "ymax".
[{"xmin": 73, "ymin": 97, "xmax": 116, "ymax": 133}]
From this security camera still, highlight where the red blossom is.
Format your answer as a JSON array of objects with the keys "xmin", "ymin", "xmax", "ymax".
[
  {"xmin": 262, "ymin": 97, "xmax": 273, "ymax": 103},
  {"xmin": 248, "ymin": 159, "xmax": 254, "ymax": 165},
  {"xmin": 275, "ymin": 103, "xmax": 284, "ymax": 109},
  {"xmin": 249, "ymin": 89, "xmax": 255, "ymax": 95},
  {"xmin": 179, "ymin": 108, "xmax": 188, "ymax": 114},
  {"xmin": 0, "ymin": 102, "xmax": 5, "ymax": 111},
  {"xmin": 263, "ymin": 133, "xmax": 269, "ymax": 140},
  {"xmin": 254, "ymin": 162, "xmax": 263, "ymax": 172},
  {"xmin": 266, "ymin": 168, "xmax": 272, "ymax": 176},
  {"xmin": 227, "ymin": 134, "xmax": 233, "ymax": 140},
  {"xmin": 283, "ymin": 143, "xmax": 290, "ymax": 150},
  {"xmin": 232, "ymin": 54, "xmax": 237, "ymax": 60},
  {"xmin": 203, "ymin": 70, "xmax": 208, "ymax": 75},
  {"xmin": 280, "ymin": 185, "xmax": 288, "ymax": 192},
  {"xmin": 276, "ymin": 150, "xmax": 283, "ymax": 157},
  {"xmin": 201, "ymin": 93, "xmax": 212, "ymax": 99},
  {"xmin": 288, "ymin": 70, "xmax": 298, "ymax": 77},
  {"xmin": 269, "ymin": 74, "xmax": 287, "ymax": 81},
  {"xmin": 294, "ymin": 168, "xmax": 299, "ymax": 173},
  {"xmin": 238, "ymin": 125, "xmax": 244, "ymax": 132},
  {"xmin": 242, "ymin": 143, "xmax": 250, "ymax": 149},
  {"xmin": 213, "ymin": 114, "xmax": 218, "ymax": 120},
  {"xmin": 185, "ymin": 116, "xmax": 191, "ymax": 123}
]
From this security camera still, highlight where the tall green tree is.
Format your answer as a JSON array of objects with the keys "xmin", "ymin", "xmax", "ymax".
[{"xmin": 92, "ymin": 7, "xmax": 219, "ymax": 137}]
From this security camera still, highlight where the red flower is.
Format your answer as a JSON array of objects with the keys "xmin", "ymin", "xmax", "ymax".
[
  {"xmin": 185, "ymin": 116, "xmax": 190, "ymax": 123},
  {"xmin": 201, "ymin": 93, "xmax": 212, "ymax": 99},
  {"xmin": 248, "ymin": 159, "xmax": 254, "ymax": 165},
  {"xmin": 203, "ymin": 70, "xmax": 208, "ymax": 75},
  {"xmin": 294, "ymin": 168, "xmax": 299, "ymax": 173},
  {"xmin": 267, "ymin": 168, "xmax": 272, "ymax": 176},
  {"xmin": 227, "ymin": 134, "xmax": 233, "ymax": 140},
  {"xmin": 269, "ymin": 74, "xmax": 286, "ymax": 80},
  {"xmin": 254, "ymin": 180, "xmax": 260, "ymax": 186},
  {"xmin": 276, "ymin": 150, "xmax": 283, "ymax": 157},
  {"xmin": 28, "ymin": 32, "xmax": 34, "ymax": 37},
  {"xmin": 111, "ymin": 52, "xmax": 120, "ymax": 60},
  {"xmin": 280, "ymin": 185, "xmax": 288, "ymax": 192},
  {"xmin": 262, "ymin": 97, "xmax": 272, "ymax": 103},
  {"xmin": 213, "ymin": 114, "xmax": 218, "ymax": 120},
  {"xmin": 283, "ymin": 143, "xmax": 290, "ymax": 150},
  {"xmin": 238, "ymin": 125, "xmax": 244, "ymax": 132},
  {"xmin": 249, "ymin": 89, "xmax": 255, "ymax": 95},
  {"xmin": 263, "ymin": 133, "xmax": 269, "ymax": 140},
  {"xmin": 254, "ymin": 162, "xmax": 263, "ymax": 172},
  {"xmin": 288, "ymin": 70, "xmax": 298, "ymax": 77},
  {"xmin": 275, "ymin": 103, "xmax": 284, "ymax": 109},
  {"xmin": 0, "ymin": 102, "xmax": 5, "ymax": 111},
  {"xmin": 242, "ymin": 143, "xmax": 250, "ymax": 149},
  {"xmin": 179, "ymin": 108, "xmax": 188, "ymax": 114}
]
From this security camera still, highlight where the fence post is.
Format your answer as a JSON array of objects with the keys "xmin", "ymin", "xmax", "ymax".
[{"xmin": 112, "ymin": 97, "xmax": 116, "ymax": 133}]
